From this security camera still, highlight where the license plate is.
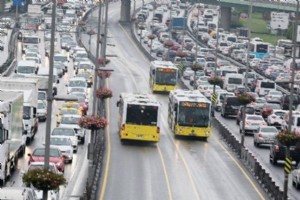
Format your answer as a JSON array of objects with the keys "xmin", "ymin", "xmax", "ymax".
[{"xmin": 136, "ymin": 134, "xmax": 144, "ymax": 138}]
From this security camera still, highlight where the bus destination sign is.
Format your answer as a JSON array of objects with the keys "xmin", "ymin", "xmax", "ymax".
[{"xmin": 180, "ymin": 101, "xmax": 208, "ymax": 108}]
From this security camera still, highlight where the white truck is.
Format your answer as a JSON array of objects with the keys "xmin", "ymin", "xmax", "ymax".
[
  {"xmin": 0, "ymin": 91, "xmax": 26, "ymax": 186},
  {"xmin": 0, "ymin": 77, "xmax": 39, "ymax": 144}
]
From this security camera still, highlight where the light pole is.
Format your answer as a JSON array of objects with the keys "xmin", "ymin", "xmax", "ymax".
[
  {"xmin": 241, "ymin": 0, "xmax": 253, "ymax": 147},
  {"xmin": 87, "ymin": 0, "xmax": 102, "ymax": 195},
  {"xmin": 284, "ymin": 1, "xmax": 299, "ymax": 199},
  {"xmin": 87, "ymin": 28, "xmax": 96, "ymax": 53}
]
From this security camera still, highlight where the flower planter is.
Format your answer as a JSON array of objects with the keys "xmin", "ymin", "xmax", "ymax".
[
  {"xmin": 176, "ymin": 50, "xmax": 187, "ymax": 58},
  {"xmin": 147, "ymin": 34, "xmax": 156, "ymax": 40},
  {"xmin": 79, "ymin": 115, "xmax": 108, "ymax": 130},
  {"xmin": 22, "ymin": 169, "xmax": 66, "ymax": 191},
  {"xmin": 96, "ymin": 87, "xmax": 113, "ymax": 99},
  {"xmin": 190, "ymin": 63, "xmax": 203, "ymax": 71},
  {"xmin": 237, "ymin": 93, "xmax": 255, "ymax": 105},
  {"xmin": 276, "ymin": 130, "xmax": 300, "ymax": 147},
  {"xmin": 164, "ymin": 40, "xmax": 174, "ymax": 48},
  {"xmin": 208, "ymin": 76, "xmax": 223, "ymax": 86},
  {"xmin": 97, "ymin": 70, "xmax": 111, "ymax": 79},
  {"xmin": 98, "ymin": 57, "xmax": 110, "ymax": 65}
]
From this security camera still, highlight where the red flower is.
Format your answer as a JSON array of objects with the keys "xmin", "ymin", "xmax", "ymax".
[
  {"xmin": 96, "ymin": 87, "xmax": 113, "ymax": 99},
  {"xmin": 98, "ymin": 57, "xmax": 110, "ymax": 65},
  {"xmin": 79, "ymin": 115, "xmax": 108, "ymax": 130},
  {"xmin": 97, "ymin": 70, "xmax": 111, "ymax": 79}
]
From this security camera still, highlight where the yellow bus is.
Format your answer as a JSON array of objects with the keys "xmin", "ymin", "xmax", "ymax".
[
  {"xmin": 168, "ymin": 89, "xmax": 211, "ymax": 139},
  {"xmin": 149, "ymin": 60, "xmax": 178, "ymax": 93},
  {"xmin": 116, "ymin": 93, "xmax": 161, "ymax": 142}
]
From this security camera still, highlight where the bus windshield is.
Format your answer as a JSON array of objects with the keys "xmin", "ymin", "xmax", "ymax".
[
  {"xmin": 178, "ymin": 103, "xmax": 210, "ymax": 127},
  {"xmin": 23, "ymin": 37, "xmax": 39, "ymax": 44},
  {"xmin": 261, "ymin": 82, "xmax": 275, "ymax": 88},
  {"xmin": 126, "ymin": 105, "xmax": 158, "ymax": 126},
  {"xmin": 228, "ymin": 78, "xmax": 242, "ymax": 84},
  {"xmin": 256, "ymin": 44, "xmax": 268, "ymax": 53},
  {"xmin": 155, "ymin": 70, "xmax": 177, "ymax": 85}
]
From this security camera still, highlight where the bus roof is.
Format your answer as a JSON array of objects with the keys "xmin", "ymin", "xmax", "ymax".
[
  {"xmin": 151, "ymin": 60, "xmax": 176, "ymax": 69},
  {"xmin": 170, "ymin": 89, "xmax": 211, "ymax": 104},
  {"xmin": 120, "ymin": 93, "xmax": 160, "ymax": 106}
]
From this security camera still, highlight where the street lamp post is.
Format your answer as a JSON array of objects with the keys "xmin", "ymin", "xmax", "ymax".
[
  {"xmin": 284, "ymin": 1, "xmax": 299, "ymax": 199},
  {"xmin": 241, "ymin": 0, "xmax": 253, "ymax": 147},
  {"xmin": 87, "ymin": 29, "xmax": 96, "ymax": 53},
  {"xmin": 193, "ymin": 5, "xmax": 201, "ymax": 90},
  {"xmin": 87, "ymin": 0, "xmax": 102, "ymax": 195}
]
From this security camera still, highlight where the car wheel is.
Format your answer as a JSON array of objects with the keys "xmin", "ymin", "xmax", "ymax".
[
  {"xmin": 80, "ymin": 137, "xmax": 85, "ymax": 144},
  {"xmin": 270, "ymin": 155, "xmax": 277, "ymax": 165}
]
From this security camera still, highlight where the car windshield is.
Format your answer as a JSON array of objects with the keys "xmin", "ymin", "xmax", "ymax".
[
  {"xmin": 37, "ymin": 102, "xmax": 45, "ymax": 109},
  {"xmin": 256, "ymin": 98, "xmax": 266, "ymax": 103},
  {"xmin": 78, "ymin": 63, "xmax": 93, "ymax": 70},
  {"xmin": 54, "ymin": 55, "xmax": 68, "ymax": 62},
  {"xmin": 70, "ymin": 87, "xmax": 85, "ymax": 93},
  {"xmin": 60, "ymin": 109, "xmax": 79, "ymax": 115},
  {"xmin": 261, "ymin": 127, "xmax": 277, "ymax": 133},
  {"xmin": 61, "ymin": 116, "xmax": 80, "ymax": 124},
  {"xmin": 50, "ymin": 137, "xmax": 71, "ymax": 146},
  {"xmin": 17, "ymin": 66, "xmax": 35, "ymax": 74},
  {"xmin": 69, "ymin": 80, "xmax": 87, "ymax": 87},
  {"xmin": 247, "ymin": 116, "xmax": 263, "ymax": 121},
  {"xmin": 274, "ymin": 111, "xmax": 285, "ymax": 117},
  {"xmin": 266, "ymin": 104, "xmax": 281, "ymax": 109},
  {"xmin": 32, "ymin": 148, "xmax": 60, "ymax": 157},
  {"xmin": 52, "ymin": 128, "xmax": 75, "ymax": 136}
]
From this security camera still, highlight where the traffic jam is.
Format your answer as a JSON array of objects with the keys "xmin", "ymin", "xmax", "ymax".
[
  {"xmin": 134, "ymin": 0, "xmax": 300, "ymax": 193},
  {"xmin": 0, "ymin": 0, "xmax": 95, "ymax": 199}
]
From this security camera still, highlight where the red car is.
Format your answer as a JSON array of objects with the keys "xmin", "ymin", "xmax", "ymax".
[
  {"xmin": 28, "ymin": 147, "xmax": 65, "ymax": 172},
  {"xmin": 261, "ymin": 103, "xmax": 281, "ymax": 119}
]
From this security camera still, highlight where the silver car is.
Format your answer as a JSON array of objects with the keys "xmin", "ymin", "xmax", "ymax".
[
  {"xmin": 292, "ymin": 163, "xmax": 300, "ymax": 189},
  {"xmin": 253, "ymin": 126, "xmax": 278, "ymax": 147}
]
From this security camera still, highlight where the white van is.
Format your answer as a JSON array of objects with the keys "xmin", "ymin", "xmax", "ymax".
[
  {"xmin": 223, "ymin": 73, "xmax": 244, "ymax": 92},
  {"xmin": 37, "ymin": 68, "xmax": 59, "ymax": 95},
  {"xmin": 15, "ymin": 60, "xmax": 38, "ymax": 76},
  {"xmin": 217, "ymin": 66, "xmax": 238, "ymax": 77},
  {"xmin": 281, "ymin": 112, "xmax": 300, "ymax": 132},
  {"xmin": 255, "ymin": 80, "xmax": 276, "ymax": 96},
  {"xmin": 0, "ymin": 187, "xmax": 37, "ymax": 200}
]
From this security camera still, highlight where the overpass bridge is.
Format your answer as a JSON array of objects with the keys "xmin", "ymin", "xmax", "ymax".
[{"xmin": 199, "ymin": 0, "xmax": 297, "ymax": 30}]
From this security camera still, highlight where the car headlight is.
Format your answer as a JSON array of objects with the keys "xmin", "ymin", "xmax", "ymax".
[{"xmin": 56, "ymin": 162, "xmax": 63, "ymax": 167}]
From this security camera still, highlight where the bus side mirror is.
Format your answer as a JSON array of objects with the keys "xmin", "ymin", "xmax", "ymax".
[{"xmin": 116, "ymin": 101, "xmax": 120, "ymax": 107}]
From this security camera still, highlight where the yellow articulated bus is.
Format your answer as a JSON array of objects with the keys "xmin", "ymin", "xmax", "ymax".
[
  {"xmin": 149, "ymin": 60, "xmax": 178, "ymax": 93},
  {"xmin": 116, "ymin": 93, "xmax": 161, "ymax": 142},
  {"xmin": 168, "ymin": 89, "xmax": 212, "ymax": 139}
]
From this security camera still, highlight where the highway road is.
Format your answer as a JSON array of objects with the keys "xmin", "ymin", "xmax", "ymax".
[
  {"xmin": 81, "ymin": 2, "xmax": 270, "ymax": 200},
  {"xmin": 6, "ymin": 6, "xmax": 90, "ymax": 199}
]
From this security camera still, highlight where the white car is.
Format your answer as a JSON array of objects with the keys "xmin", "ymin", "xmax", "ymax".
[
  {"xmin": 50, "ymin": 136, "xmax": 74, "ymax": 163},
  {"xmin": 265, "ymin": 90, "xmax": 283, "ymax": 103},
  {"xmin": 59, "ymin": 114, "xmax": 86, "ymax": 144},
  {"xmin": 267, "ymin": 109, "xmax": 287, "ymax": 129},
  {"xmin": 37, "ymin": 100, "xmax": 47, "ymax": 122},
  {"xmin": 67, "ymin": 77, "xmax": 88, "ymax": 94},
  {"xmin": 51, "ymin": 127, "xmax": 78, "ymax": 152},
  {"xmin": 253, "ymin": 126, "xmax": 279, "ymax": 147},
  {"xmin": 292, "ymin": 163, "xmax": 300, "ymax": 189},
  {"xmin": 239, "ymin": 114, "xmax": 267, "ymax": 135},
  {"xmin": 182, "ymin": 67, "xmax": 194, "ymax": 80}
]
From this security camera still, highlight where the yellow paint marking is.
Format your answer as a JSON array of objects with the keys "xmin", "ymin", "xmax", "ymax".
[
  {"xmin": 213, "ymin": 136, "xmax": 266, "ymax": 200},
  {"xmin": 157, "ymin": 145, "xmax": 173, "ymax": 200},
  {"xmin": 99, "ymin": 79, "xmax": 112, "ymax": 200}
]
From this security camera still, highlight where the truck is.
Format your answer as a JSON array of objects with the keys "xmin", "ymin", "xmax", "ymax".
[
  {"xmin": 0, "ymin": 77, "xmax": 39, "ymax": 144},
  {"xmin": 170, "ymin": 17, "xmax": 187, "ymax": 30},
  {"xmin": 0, "ymin": 91, "xmax": 26, "ymax": 186}
]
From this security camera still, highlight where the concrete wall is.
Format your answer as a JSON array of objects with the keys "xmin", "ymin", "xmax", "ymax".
[
  {"xmin": 220, "ymin": 6, "xmax": 231, "ymax": 31},
  {"xmin": 120, "ymin": 0, "xmax": 131, "ymax": 23},
  {"xmin": 0, "ymin": 0, "xmax": 5, "ymax": 13}
]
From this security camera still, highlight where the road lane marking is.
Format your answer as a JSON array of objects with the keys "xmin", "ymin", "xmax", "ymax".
[
  {"xmin": 157, "ymin": 145, "xmax": 173, "ymax": 200},
  {"xmin": 99, "ymin": 79, "xmax": 112, "ymax": 200},
  {"xmin": 120, "ymin": 22, "xmax": 201, "ymax": 200},
  {"xmin": 213, "ymin": 136, "xmax": 266, "ymax": 200},
  {"xmin": 160, "ymin": 117, "xmax": 201, "ymax": 200}
]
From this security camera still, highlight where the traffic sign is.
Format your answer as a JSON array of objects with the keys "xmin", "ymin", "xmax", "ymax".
[
  {"xmin": 284, "ymin": 157, "xmax": 292, "ymax": 174},
  {"xmin": 211, "ymin": 93, "xmax": 217, "ymax": 105},
  {"xmin": 13, "ymin": 0, "xmax": 24, "ymax": 7}
]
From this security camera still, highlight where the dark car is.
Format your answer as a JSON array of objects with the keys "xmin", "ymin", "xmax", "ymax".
[
  {"xmin": 280, "ymin": 95, "xmax": 300, "ymax": 110},
  {"xmin": 221, "ymin": 96, "xmax": 242, "ymax": 118},
  {"xmin": 236, "ymin": 105, "xmax": 255, "ymax": 125},
  {"xmin": 270, "ymin": 140, "xmax": 300, "ymax": 165}
]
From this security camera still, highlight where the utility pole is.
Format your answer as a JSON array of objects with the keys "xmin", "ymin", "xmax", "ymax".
[
  {"xmin": 241, "ymin": 0, "xmax": 252, "ymax": 147},
  {"xmin": 87, "ymin": 0, "xmax": 102, "ymax": 194},
  {"xmin": 43, "ymin": 0, "xmax": 56, "ymax": 199},
  {"xmin": 284, "ymin": 1, "xmax": 299, "ymax": 199}
]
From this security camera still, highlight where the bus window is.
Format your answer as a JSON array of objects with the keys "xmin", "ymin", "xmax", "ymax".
[{"xmin": 126, "ymin": 105, "xmax": 158, "ymax": 125}]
